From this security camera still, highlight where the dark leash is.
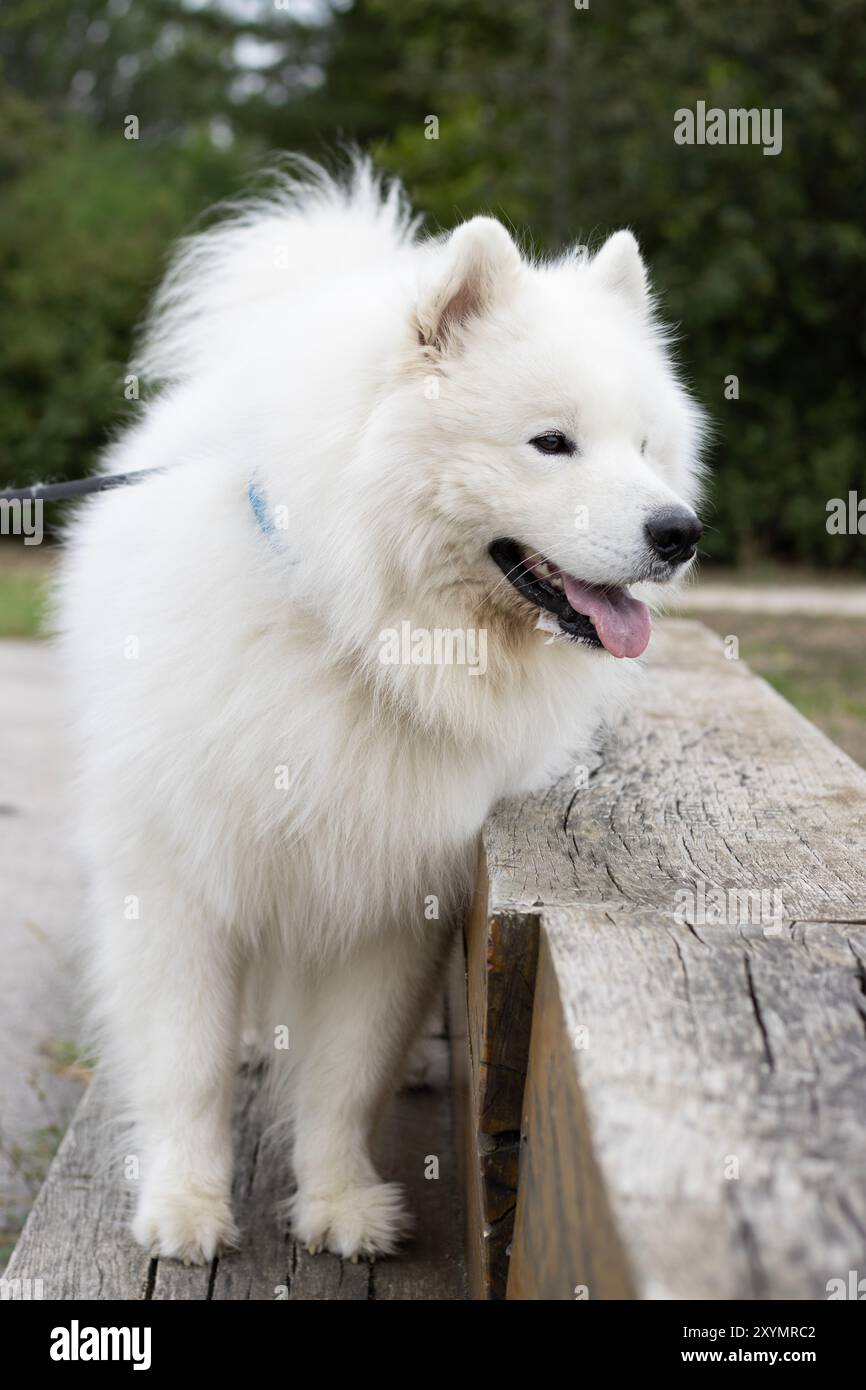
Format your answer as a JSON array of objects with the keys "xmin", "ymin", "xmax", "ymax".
[
  {"xmin": 1, "ymin": 467, "xmax": 283, "ymax": 552},
  {"xmin": 0, "ymin": 468, "xmax": 164, "ymax": 503}
]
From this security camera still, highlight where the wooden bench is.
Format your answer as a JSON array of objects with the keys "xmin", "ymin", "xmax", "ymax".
[
  {"xmin": 450, "ymin": 619, "xmax": 866, "ymax": 1300},
  {"xmin": 8, "ymin": 618, "xmax": 866, "ymax": 1299}
]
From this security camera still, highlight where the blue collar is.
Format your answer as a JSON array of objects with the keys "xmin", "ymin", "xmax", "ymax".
[{"xmin": 248, "ymin": 480, "xmax": 286, "ymax": 551}]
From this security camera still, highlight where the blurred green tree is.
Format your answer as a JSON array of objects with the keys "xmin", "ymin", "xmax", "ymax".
[{"xmin": 1, "ymin": 0, "xmax": 864, "ymax": 569}]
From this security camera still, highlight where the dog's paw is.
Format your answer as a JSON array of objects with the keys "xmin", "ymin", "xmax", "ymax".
[
  {"xmin": 132, "ymin": 1186, "xmax": 239, "ymax": 1265},
  {"xmin": 286, "ymin": 1181, "xmax": 409, "ymax": 1260}
]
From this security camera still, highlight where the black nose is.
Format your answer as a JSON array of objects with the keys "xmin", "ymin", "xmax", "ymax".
[{"xmin": 644, "ymin": 507, "xmax": 703, "ymax": 565}]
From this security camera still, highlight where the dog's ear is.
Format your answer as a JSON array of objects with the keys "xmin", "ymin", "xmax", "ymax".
[
  {"xmin": 590, "ymin": 230, "xmax": 650, "ymax": 313},
  {"xmin": 417, "ymin": 217, "xmax": 522, "ymax": 351}
]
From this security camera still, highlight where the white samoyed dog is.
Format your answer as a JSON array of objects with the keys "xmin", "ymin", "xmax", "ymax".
[{"xmin": 58, "ymin": 159, "xmax": 705, "ymax": 1264}]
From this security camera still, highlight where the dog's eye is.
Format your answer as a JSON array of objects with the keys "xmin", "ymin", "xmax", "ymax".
[
  {"xmin": 640, "ymin": 437, "xmax": 649, "ymax": 456},
  {"xmin": 529, "ymin": 430, "xmax": 575, "ymax": 456}
]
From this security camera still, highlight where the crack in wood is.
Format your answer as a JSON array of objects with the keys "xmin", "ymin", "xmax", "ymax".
[{"xmin": 743, "ymin": 954, "xmax": 775, "ymax": 1073}]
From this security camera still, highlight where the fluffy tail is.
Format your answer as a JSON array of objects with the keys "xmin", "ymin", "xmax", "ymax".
[{"xmin": 133, "ymin": 154, "xmax": 419, "ymax": 390}]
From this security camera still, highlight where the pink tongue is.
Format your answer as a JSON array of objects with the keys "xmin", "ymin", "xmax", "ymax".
[{"xmin": 561, "ymin": 574, "xmax": 651, "ymax": 658}]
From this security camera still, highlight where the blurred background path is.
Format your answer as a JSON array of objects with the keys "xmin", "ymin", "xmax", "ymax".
[
  {"xmin": 675, "ymin": 583, "xmax": 866, "ymax": 616},
  {"xmin": 0, "ymin": 634, "xmax": 88, "ymax": 1271}
]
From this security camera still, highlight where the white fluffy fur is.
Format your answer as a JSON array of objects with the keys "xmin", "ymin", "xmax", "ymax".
[{"xmin": 57, "ymin": 158, "xmax": 704, "ymax": 1263}]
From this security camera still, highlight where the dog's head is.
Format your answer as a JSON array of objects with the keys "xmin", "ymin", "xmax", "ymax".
[{"xmin": 391, "ymin": 217, "xmax": 705, "ymax": 659}]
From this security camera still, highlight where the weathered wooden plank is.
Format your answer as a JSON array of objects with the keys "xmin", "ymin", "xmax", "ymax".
[
  {"xmin": 369, "ymin": 1037, "xmax": 467, "ymax": 1301},
  {"xmin": 449, "ymin": 867, "xmax": 538, "ymax": 1299},
  {"xmin": 484, "ymin": 620, "xmax": 866, "ymax": 921},
  {"xmin": 448, "ymin": 935, "xmax": 486, "ymax": 1298},
  {"xmin": 9, "ymin": 1044, "xmax": 467, "ymax": 1299},
  {"xmin": 508, "ymin": 909, "xmax": 866, "ymax": 1300},
  {"xmin": 507, "ymin": 930, "xmax": 635, "ymax": 1301},
  {"xmin": 466, "ymin": 861, "xmax": 540, "ymax": 1135},
  {"xmin": 3, "ymin": 1077, "xmax": 150, "ymax": 1300},
  {"xmin": 461, "ymin": 618, "xmax": 866, "ymax": 1298}
]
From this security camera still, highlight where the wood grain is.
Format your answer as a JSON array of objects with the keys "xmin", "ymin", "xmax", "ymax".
[
  {"xmin": 485, "ymin": 621, "xmax": 866, "ymax": 923},
  {"xmin": 450, "ymin": 861, "xmax": 539, "ymax": 1297},
  {"xmin": 508, "ymin": 909, "xmax": 866, "ymax": 1299},
  {"xmin": 507, "ymin": 931, "xmax": 635, "ymax": 1301},
  {"xmin": 467, "ymin": 619, "xmax": 866, "ymax": 1299}
]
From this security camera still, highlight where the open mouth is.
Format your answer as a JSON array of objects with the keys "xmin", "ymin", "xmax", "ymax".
[{"xmin": 489, "ymin": 538, "xmax": 651, "ymax": 659}]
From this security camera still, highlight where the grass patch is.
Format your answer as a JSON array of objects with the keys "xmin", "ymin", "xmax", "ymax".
[
  {"xmin": 0, "ymin": 569, "xmax": 50, "ymax": 638},
  {"xmin": 0, "ymin": 1039, "xmax": 91, "ymax": 1276},
  {"xmin": 682, "ymin": 609, "xmax": 866, "ymax": 768}
]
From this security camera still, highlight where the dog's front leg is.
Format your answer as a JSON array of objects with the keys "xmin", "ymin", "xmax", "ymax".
[
  {"xmin": 286, "ymin": 923, "xmax": 448, "ymax": 1260},
  {"xmin": 92, "ymin": 871, "xmax": 243, "ymax": 1265}
]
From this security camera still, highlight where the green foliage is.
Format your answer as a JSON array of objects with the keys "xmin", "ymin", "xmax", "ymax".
[
  {"xmin": 1, "ymin": 0, "xmax": 864, "ymax": 568},
  {"xmin": 0, "ymin": 103, "xmax": 248, "ymax": 486},
  {"xmin": 0, "ymin": 564, "xmax": 48, "ymax": 636}
]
